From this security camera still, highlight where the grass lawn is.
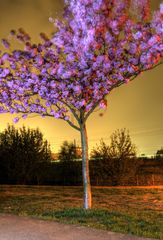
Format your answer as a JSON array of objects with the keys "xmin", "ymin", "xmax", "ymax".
[{"xmin": 0, "ymin": 185, "xmax": 162, "ymax": 239}]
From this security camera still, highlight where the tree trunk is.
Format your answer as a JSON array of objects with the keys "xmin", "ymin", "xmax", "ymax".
[{"xmin": 80, "ymin": 124, "xmax": 92, "ymax": 209}]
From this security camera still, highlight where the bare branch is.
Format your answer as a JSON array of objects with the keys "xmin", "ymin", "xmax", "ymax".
[
  {"xmin": 41, "ymin": 111, "xmax": 80, "ymax": 131},
  {"xmin": 66, "ymin": 119, "xmax": 80, "ymax": 131},
  {"xmin": 84, "ymin": 98, "xmax": 103, "ymax": 123}
]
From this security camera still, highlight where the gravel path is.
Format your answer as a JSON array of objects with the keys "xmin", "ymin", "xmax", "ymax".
[{"xmin": 0, "ymin": 214, "xmax": 154, "ymax": 240}]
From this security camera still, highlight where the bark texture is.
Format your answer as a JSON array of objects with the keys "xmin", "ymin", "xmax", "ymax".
[{"xmin": 80, "ymin": 124, "xmax": 92, "ymax": 209}]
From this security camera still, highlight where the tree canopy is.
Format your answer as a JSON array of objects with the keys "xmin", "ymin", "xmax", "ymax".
[
  {"xmin": 0, "ymin": 125, "xmax": 52, "ymax": 184},
  {"xmin": 0, "ymin": 0, "xmax": 162, "ymax": 128},
  {"xmin": 59, "ymin": 140, "xmax": 82, "ymax": 161}
]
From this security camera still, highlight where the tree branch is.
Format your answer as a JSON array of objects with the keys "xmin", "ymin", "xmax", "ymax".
[
  {"xmin": 83, "ymin": 98, "xmax": 103, "ymax": 124},
  {"xmin": 83, "ymin": 61, "xmax": 163, "ymax": 123},
  {"xmin": 60, "ymin": 99, "xmax": 80, "ymax": 123},
  {"xmin": 112, "ymin": 61, "xmax": 163, "ymax": 90},
  {"xmin": 141, "ymin": 61, "xmax": 163, "ymax": 73},
  {"xmin": 66, "ymin": 119, "xmax": 80, "ymax": 131}
]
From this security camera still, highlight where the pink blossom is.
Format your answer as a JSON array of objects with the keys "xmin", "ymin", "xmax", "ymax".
[
  {"xmin": 133, "ymin": 31, "xmax": 143, "ymax": 40},
  {"xmin": 148, "ymin": 35, "xmax": 161, "ymax": 46},
  {"xmin": 160, "ymin": 3, "xmax": 163, "ymax": 14},
  {"xmin": 0, "ymin": 0, "xmax": 162, "ymax": 124},
  {"xmin": 13, "ymin": 117, "xmax": 19, "ymax": 123},
  {"xmin": 1, "ymin": 39, "xmax": 10, "ymax": 48},
  {"xmin": 99, "ymin": 99, "xmax": 107, "ymax": 109}
]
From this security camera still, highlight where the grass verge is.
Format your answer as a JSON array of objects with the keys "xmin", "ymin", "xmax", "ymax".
[{"xmin": 0, "ymin": 185, "xmax": 162, "ymax": 239}]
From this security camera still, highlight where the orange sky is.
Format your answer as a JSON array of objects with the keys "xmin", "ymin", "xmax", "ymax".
[{"xmin": 0, "ymin": 0, "xmax": 163, "ymax": 156}]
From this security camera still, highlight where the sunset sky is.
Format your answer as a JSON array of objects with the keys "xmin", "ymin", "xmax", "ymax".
[{"xmin": 0, "ymin": 0, "xmax": 163, "ymax": 156}]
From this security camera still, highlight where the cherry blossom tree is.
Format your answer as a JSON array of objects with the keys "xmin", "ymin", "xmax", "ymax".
[{"xmin": 0, "ymin": 0, "xmax": 163, "ymax": 209}]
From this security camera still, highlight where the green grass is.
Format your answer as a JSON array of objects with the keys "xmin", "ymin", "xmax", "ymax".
[{"xmin": 0, "ymin": 185, "xmax": 162, "ymax": 239}]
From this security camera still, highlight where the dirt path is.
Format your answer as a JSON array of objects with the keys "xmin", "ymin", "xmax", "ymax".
[{"xmin": 0, "ymin": 214, "xmax": 154, "ymax": 240}]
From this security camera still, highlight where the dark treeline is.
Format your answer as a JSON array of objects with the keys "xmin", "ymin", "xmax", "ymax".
[
  {"xmin": 2, "ymin": 158, "xmax": 163, "ymax": 186},
  {"xmin": 36, "ymin": 158, "xmax": 163, "ymax": 186},
  {"xmin": 0, "ymin": 125, "xmax": 163, "ymax": 186},
  {"xmin": 0, "ymin": 125, "xmax": 52, "ymax": 185}
]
